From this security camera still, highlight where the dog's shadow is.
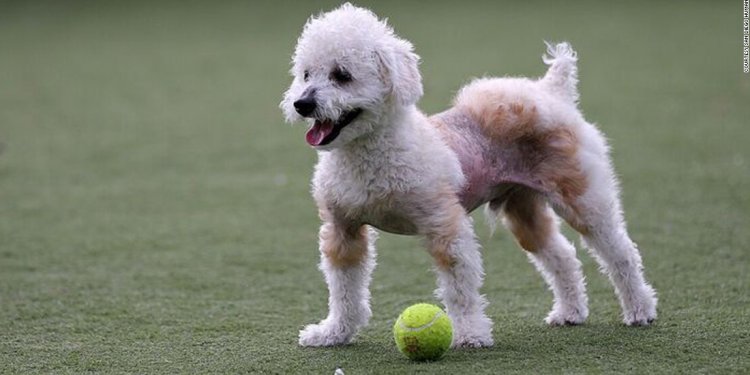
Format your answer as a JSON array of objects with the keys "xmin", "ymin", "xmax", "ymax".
[
  {"xmin": 446, "ymin": 322, "xmax": 661, "ymax": 367},
  {"xmin": 291, "ymin": 322, "xmax": 665, "ymax": 375},
  {"xmin": 304, "ymin": 321, "xmax": 662, "ymax": 370}
]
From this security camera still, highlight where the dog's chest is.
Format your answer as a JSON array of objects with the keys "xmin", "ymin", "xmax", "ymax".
[
  {"xmin": 314, "ymin": 155, "xmax": 444, "ymax": 235},
  {"xmin": 322, "ymin": 172, "xmax": 424, "ymax": 235}
]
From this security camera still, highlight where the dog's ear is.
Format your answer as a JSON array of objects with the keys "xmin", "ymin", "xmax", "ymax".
[{"xmin": 375, "ymin": 39, "xmax": 423, "ymax": 106}]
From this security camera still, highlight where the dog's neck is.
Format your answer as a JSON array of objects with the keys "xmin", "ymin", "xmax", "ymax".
[{"xmin": 314, "ymin": 102, "xmax": 464, "ymax": 208}]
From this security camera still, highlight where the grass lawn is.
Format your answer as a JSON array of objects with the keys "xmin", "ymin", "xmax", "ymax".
[{"xmin": 1, "ymin": 1, "xmax": 748, "ymax": 373}]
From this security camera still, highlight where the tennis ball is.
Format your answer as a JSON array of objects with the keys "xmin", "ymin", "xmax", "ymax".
[{"xmin": 393, "ymin": 303, "xmax": 453, "ymax": 361}]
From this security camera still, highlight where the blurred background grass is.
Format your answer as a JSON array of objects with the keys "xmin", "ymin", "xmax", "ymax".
[{"xmin": 0, "ymin": 0, "xmax": 748, "ymax": 373}]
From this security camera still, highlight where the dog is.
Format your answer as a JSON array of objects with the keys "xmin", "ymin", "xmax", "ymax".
[{"xmin": 280, "ymin": 3, "xmax": 657, "ymax": 348}]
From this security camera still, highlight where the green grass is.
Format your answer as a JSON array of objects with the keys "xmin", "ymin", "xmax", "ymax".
[{"xmin": 1, "ymin": 0, "xmax": 748, "ymax": 373}]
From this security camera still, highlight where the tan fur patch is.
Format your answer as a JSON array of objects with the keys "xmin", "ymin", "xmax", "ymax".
[
  {"xmin": 428, "ymin": 236, "xmax": 457, "ymax": 270},
  {"xmin": 509, "ymin": 102, "xmax": 525, "ymax": 115},
  {"xmin": 320, "ymin": 222, "xmax": 369, "ymax": 268},
  {"xmin": 556, "ymin": 201, "xmax": 591, "ymax": 236},
  {"xmin": 503, "ymin": 191, "xmax": 554, "ymax": 252},
  {"xmin": 468, "ymin": 99, "xmax": 539, "ymax": 142},
  {"xmin": 536, "ymin": 127, "xmax": 588, "ymax": 206},
  {"xmin": 423, "ymin": 186, "xmax": 465, "ymax": 270},
  {"xmin": 564, "ymin": 212, "xmax": 590, "ymax": 235}
]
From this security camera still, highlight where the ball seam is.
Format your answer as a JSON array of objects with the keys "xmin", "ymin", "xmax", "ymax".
[{"xmin": 398, "ymin": 311, "xmax": 445, "ymax": 332}]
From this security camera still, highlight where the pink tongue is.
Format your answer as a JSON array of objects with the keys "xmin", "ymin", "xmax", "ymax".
[{"xmin": 306, "ymin": 120, "xmax": 334, "ymax": 146}]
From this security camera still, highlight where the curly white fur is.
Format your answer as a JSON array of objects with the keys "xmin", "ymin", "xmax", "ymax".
[{"xmin": 281, "ymin": 3, "xmax": 657, "ymax": 348}]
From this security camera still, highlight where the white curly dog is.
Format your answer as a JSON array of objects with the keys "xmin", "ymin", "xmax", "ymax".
[{"xmin": 281, "ymin": 3, "xmax": 657, "ymax": 348}]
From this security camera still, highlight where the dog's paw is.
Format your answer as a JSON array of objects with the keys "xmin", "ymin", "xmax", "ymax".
[
  {"xmin": 298, "ymin": 321, "xmax": 355, "ymax": 347},
  {"xmin": 622, "ymin": 306, "xmax": 657, "ymax": 326},
  {"xmin": 450, "ymin": 314, "xmax": 494, "ymax": 348},
  {"xmin": 452, "ymin": 332, "xmax": 494, "ymax": 348},
  {"xmin": 622, "ymin": 286, "xmax": 657, "ymax": 326},
  {"xmin": 545, "ymin": 304, "xmax": 588, "ymax": 326},
  {"xmin": 624, "ymin": 315, "xmax": 656, "ymax": 326}
]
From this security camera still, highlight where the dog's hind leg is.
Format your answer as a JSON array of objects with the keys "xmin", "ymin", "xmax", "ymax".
[
  {"xmin": 299, "ymin": 222, "xmax": 377, "ymax": 346},
  {"xmin": 495, "ymin": 189, "xmax": 589, "ymax": 325},
  {"xmin": 427, "ymin": 204, "xmax": 494, "ymax": 348},
  {"xmin": 561, "ymin": 197, "xmax": 658, "ymax": 326},
  {"xmin": 555, "ymin": 151, "xmax": 658, "ymax": 326}
]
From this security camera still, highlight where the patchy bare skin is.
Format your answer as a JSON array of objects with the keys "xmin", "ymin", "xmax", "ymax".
[{"xmin": 430, "ymin": 108, "xmax": 539, "ymax": 212}]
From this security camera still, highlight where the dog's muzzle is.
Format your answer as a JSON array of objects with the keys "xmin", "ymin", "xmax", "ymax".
[{"xmin": 305, "ymin": 108, "xmax": 363, "ymax": 147}]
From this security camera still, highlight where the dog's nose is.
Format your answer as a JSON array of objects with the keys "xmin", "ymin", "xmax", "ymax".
[{"xmin": 294, "ymin": 97, "xmax": 317, "ymax": 117}]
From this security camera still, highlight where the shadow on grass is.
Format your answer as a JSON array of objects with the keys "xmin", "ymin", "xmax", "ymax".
[{"xmin": 290, "ymin": 322, "xmax": 677, "ymax": 373}]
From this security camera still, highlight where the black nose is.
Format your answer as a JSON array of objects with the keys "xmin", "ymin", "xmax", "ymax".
[{"xmin": 294, "ymin": 97, "xmax": 316, "ymax": 117}]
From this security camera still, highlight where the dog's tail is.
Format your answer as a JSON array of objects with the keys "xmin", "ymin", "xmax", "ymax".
[{"xmin": 540, "ymin": 41, "xmax": 579, "ymax": 104}]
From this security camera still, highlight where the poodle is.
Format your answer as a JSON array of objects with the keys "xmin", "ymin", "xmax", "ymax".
[{"xmin": 280, "ymin": 3, "xmax": 657, "ymax": 348}]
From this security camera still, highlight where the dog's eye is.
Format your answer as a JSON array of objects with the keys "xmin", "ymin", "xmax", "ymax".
[
  {"xmin": 331, "ymin": 68, "xmax": 352, "ymax": 84},
  {"xmin": 303, "ymin": 70, "xmax": 310, "ymax": 82}
]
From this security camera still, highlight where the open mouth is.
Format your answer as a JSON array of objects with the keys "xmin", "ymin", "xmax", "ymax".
[{"xmin": 305, "ymin": 108, "xmax": 363, "ymax": 146}]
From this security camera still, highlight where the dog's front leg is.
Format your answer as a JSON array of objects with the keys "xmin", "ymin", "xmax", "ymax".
[
  {"xmin": 427, "ymin": 209, "xmax": 494, "ymax": 348},
  {"xmin": 299, "ymin": 221, "xmax": 377, "ymax": 347}
]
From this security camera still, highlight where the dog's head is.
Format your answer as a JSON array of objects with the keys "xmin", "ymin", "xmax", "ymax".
[{"xmin": 280, "ymin": 3, "xmax": 423, "ymax": 150}]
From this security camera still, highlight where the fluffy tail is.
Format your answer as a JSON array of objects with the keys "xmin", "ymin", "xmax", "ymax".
[{"xmin": 541, "ymin": 41, "xmax": 579, "ymax": 104}]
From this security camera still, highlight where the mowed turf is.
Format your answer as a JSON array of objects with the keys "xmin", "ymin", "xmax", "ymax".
[{"xmin": 1, "ymin": 1, "xmax": 748, "ymax": 373}]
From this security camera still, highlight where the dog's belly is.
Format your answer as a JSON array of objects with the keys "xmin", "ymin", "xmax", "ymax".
[
  {"xmin": 362, "ymin": 210, "xmax": 420, "ymax": 235},
  {"xmin": 329, "ymin": 197, "xmax": 421, "ymax": 235}
]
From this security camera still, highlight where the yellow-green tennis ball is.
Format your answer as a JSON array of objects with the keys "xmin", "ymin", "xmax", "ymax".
[{"xmin": 393, "ymin": 303, "xmax": 453, "ymax": 361}]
